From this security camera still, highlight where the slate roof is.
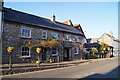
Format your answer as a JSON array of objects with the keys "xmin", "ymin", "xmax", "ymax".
[
  {"xmin": 86, "ymin": 39, "xmax": 92, "ymax": 43},
  {"xmin": 98, "ymin": 33, "xmax": 120, "ymax": 42},
  {"xmin": 60, "ymin": 20, "xmax": 73, "ymax": 26},
  {"xmin": 73, "ymin": 24, "xmax": 86, "ymax": 38},
  {"xmin": 106, "ymin": 34, "xmax": 120, "ymax": 42},
  {"xmin": 3, "ymin": 7, "xmax": 83, "ymax": 35},
  {"xmin": 73, "ymin": 24, "xmax": 81, "ymax": 27},
  {"xmin": 84, "ymin": 43, "xmax": 100, "ymax": 48},
  {"xmin": 86, "ymin": 38, "xmax": 99, "ymax": 43}
]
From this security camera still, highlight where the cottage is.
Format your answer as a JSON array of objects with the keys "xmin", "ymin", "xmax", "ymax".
[
  {"xmin": 98, "ymin": 32, "xmax": 120, "ymax": 57},
  {"xmin": 85, "ymin": 32, "xmax": 120, "ymax": 58},
  {"xmin": 1, "ymin": 7, "xmax": 86, "ymax": 64}
]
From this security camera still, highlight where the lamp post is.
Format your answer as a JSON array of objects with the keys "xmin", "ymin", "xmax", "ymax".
[
  {"xmin": 7, "ymin": 47, "xmax": 14, "ymax": 70},
  {"xmin": 36, "ymin": 48, "xmax": 42, "ymax": 67}
]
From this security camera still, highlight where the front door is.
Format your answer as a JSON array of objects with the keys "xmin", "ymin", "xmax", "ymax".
[
  {"xmin": 64, "ymin": 48, "xmax": 70, "ymax": 61},
  {"xmin": 42, "ymin": 48, "xmax": 47, "ymax": 62}
]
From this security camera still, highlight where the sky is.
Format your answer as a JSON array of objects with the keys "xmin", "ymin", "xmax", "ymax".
[{"xmin": 4, "ymin": 2, "xmax": 118, "ymax": 38}]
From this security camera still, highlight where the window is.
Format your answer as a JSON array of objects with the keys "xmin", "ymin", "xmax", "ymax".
[
  {"xmin": 51, "ymin": 33, "xmax": 58, "ymax": 40},
  {"xmin": 52, "ymin": 48, "xmax": 58, "ymax": 56},
  {"xmin": 21, "ymin": 29, "xmax": 31, "ymax": 38},
  {"xmin": 42, "ymin": 30, "xmax": 47, "ymax": 39},
  {"xmin": 75, "ymin": 36, "xmax": 79, "ymax": 42},
  {"xmin": 75, "ymin": 47, "xmax": 79, "ymax": 54},
  {"xmin": 65, "ymin": 34, "xmax": 71, "ymax": 41},
  {"xmin": 21, "ymin": 47, "xmax": 30, "ymax": 57}
]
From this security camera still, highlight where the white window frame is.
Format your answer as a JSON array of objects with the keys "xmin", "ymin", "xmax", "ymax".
[
  {"xmin": 21, "ymin": 47, "xmax": 31, "ymax": 57},
  {"xmin": 75, "ymin": 47, "xmax": 79, "ymax": 54},
  {"xmin": 42, "ymin": 30, "xmax": 47, "ymax": 39},
  {"xmin": 21, "ymin": 28, "xmax": 31, "ymax": 38},
  {"xmin": 51, "ymin": 33, "xmax": 59, "ymax": 40},
  {"xmin": 51, "ymin": 48, "xmax": 58, "ymax": 56}
]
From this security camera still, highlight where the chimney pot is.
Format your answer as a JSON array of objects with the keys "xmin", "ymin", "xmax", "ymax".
[
  {"xmin": 51, "ymin": 13, "xmax": 55, "ymax": 23},
  {"xmin": 110, "ymin": 31, "xmax": 113, "ymax": 36}
]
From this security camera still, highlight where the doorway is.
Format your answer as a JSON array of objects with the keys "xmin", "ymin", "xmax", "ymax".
[
  {"xmin": 41, "ymin": 48, "xmax": 47, "ymax": 62},
  {"xmin": 64, "ymin": 48, "xmax": 70, "ymax": 61}
]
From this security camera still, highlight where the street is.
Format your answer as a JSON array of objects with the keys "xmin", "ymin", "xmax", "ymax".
[{"xmin": 2, "ymin": 57, "xmax": 119, "ymax": 79}]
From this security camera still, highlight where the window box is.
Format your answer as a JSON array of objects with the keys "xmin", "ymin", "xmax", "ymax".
[{"xmin": 74, "ymin": 41, "xmax": 80, "ymax": 43}]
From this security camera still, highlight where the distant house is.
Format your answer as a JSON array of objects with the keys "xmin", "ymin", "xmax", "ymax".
[
  {"xmin": 98, "ymin": 33, "xmax": 114, "ymax": 47},
  {"xmin": 1, "ymin": 7, "xmax": 86, "ymax": 64},
  {"xmin": 85, "ymin": 38, "xmax": 100, "ymax": 50},
  {"xmin": 98, "ymin": 32, "xmax": 120, "ymax": 56},
  {"xmin": 85, "ymin": 32, "xmax": 120, "ymax": 57}
]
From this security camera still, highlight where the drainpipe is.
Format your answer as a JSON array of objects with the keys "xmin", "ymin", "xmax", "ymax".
[{"xmin": 0, "ymin": 0, "xmax": 3, "ymax": 64}]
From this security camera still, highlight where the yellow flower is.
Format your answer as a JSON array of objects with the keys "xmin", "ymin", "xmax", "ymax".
[
  {"xmin": 36, "ymin": 48, "xmax": 42, "ymax": 53},
  {"xmin": 7, "ymin": 47, "xmax": 14, "ymax": 53}
]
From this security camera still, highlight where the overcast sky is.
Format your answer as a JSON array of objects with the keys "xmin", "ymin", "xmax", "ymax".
[{"xmin": 4, "ymin": 2, "xmax": 118, "ymax": 38}]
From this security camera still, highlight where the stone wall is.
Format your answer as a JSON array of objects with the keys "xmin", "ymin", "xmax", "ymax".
[{"xmin": 2, "ymin": 21, "xmax": 84, "ymax": 64}]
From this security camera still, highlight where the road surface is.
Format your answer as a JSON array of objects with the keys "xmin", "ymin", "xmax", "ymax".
[{"xmin": 2, "ymin": 57, "xmax": 119, "ymax": 79}]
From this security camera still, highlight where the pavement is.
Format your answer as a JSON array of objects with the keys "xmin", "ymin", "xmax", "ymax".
[
  {"xmin": 2, "ymin": 57, "xmax": 119, "ymax": 79},
  {"xmin": 0, "ymin": 57, "xmax": 117, "ymax": 76}
]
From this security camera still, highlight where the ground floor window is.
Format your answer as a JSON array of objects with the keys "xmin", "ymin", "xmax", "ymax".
[
  {"xmin": 52, "ymin": 48, "xmax": 58, "ymax": 56},
  {"xmin": 21, "ymin": 47, "xmax": 30, "ymax": 57},
  {"xmin": 75, "ymin": 47, "xmax": 79, "ymax": 54}
]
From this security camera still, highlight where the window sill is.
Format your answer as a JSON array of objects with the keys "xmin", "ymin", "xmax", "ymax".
[
  {"xmin": 42, "ymin": 38, "xmax": 47, "ymax": 40},
  {"xmin": 52, "ymin": 54, "xmax": 58, "ymax": 57},
  {"xmin": 64, "ymin": 40, "xmax": 74, "ymax": 43},
  {"xmin": 21, "ymin": 37, "xmax": 31, "ymax": 39},
  {"xmin": 74, "ymin": 41, "xmax": 80, "ymax": 43},
  {"xmin": 19, "ymin": 56, "xmax": 31, "ymax": 59},
  {"xmin": 75, "ymin": 53, "xmax": 79, "ymax": 55}
]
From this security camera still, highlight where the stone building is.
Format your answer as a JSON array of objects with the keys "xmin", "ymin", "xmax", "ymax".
[
  {"xmin": 85, "ymin": 32, "xmax": 120, "ymax": 58},
  {"xmin": 1, "ymin": 7, "xmax": 86, "ymax": 64},
  {"xmin": 98, "ymin": 32, "xmax": 120, "ymax": 57}
]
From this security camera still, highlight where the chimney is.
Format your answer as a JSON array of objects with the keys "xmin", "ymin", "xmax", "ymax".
[
  {"xmin": 110, "ymin": 31, "xmax": 113, "ymax": 36},
  {"xmin": 51, "ymin": 13, "xmax": 55, "ymax": 23}
]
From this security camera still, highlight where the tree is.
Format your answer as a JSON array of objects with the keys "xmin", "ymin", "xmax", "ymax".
[
  {"xmin": 99, "ymin": 42, "xmax": 109, "ymax": 52},
  {"xmin": 91, "ymin": 48, "xmax": 98, "ymax": 54},
  {"xmin": 39, "ymin": 39, "xmax": 58, "ymax": 48},
  {"xmin": 24, "ymin": 41, "xmax": 36, "ymax": 49}
]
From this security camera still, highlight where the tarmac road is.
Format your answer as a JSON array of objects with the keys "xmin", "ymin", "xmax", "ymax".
[{"xmin": 2, "ymin": 57, "xmax": 119, "ymax": 79}]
